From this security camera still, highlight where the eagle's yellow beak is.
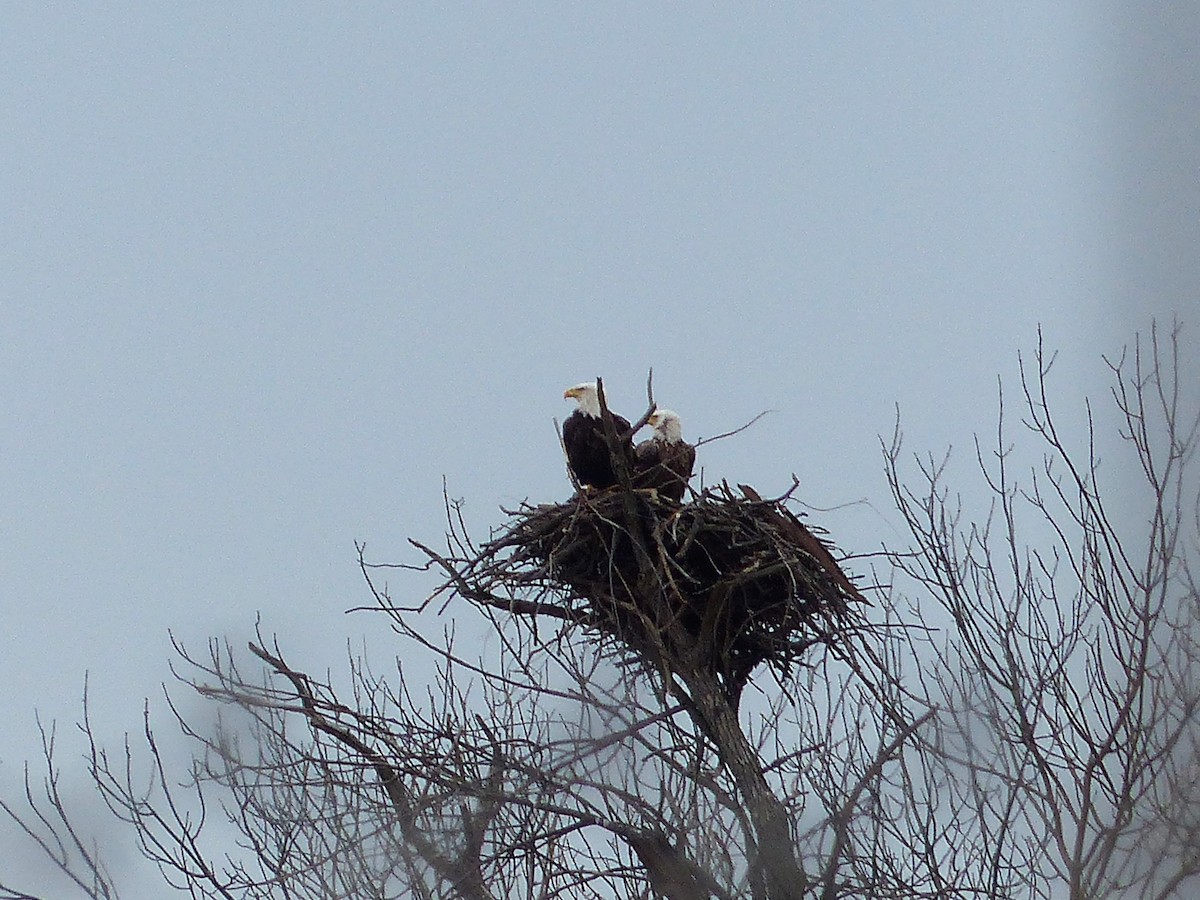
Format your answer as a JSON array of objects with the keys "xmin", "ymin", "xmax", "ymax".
[{"xmin": 563, "ymin": 387, "xmax": 580, "ymax": 400}]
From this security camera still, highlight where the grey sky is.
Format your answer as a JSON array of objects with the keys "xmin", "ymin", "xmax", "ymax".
[{"xmin": 1, "ymin": 5, "xmax": 1196, "ymax": 894}]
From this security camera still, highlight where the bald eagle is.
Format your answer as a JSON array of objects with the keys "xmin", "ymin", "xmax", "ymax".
[
  {"xmin": 562, "ymin": 382, "xmax": 634, "ymax": 489},
  {"xmin": 633, "ymin": 409, "xmax": 696, "ymax": 502}
]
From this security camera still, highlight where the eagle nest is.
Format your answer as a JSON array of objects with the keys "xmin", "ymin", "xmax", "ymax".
[{"xmin": 443, "ymin": 481, "xmax": 869, "ymax": 702}]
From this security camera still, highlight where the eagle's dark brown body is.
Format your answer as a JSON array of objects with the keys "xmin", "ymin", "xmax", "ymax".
[
  {"xmin": 563, "ymin": 409, "xmax": 633, "ymax": 489},
  {"xmin": 634, "ymin": 438, "xmax": 696, "ymax": 502}
]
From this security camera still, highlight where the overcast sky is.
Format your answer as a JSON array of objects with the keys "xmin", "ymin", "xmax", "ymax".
[{"xmin": 2, "ymin": 5, "xmax": 1196, "ymax": 895}]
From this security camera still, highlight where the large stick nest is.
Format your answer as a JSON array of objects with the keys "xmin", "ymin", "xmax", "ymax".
[{"xmin": 459, "ymin": 480, "xmax": 868, "ymax": 701}]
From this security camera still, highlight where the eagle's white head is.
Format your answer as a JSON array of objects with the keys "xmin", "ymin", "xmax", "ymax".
[
  {"xmin": 563, "ymin": 382, "xmax": 601, "ymax": 417},
  {"xmin": 647, "ymin": 409, "xmax": 684, "ymax": 443}
]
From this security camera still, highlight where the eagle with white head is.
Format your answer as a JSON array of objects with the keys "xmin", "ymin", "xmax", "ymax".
[
  {"xmin": 633, "ymin": 409, "xmax": 696, "ymax": 502},
  {"xmin": 562, "ymin": 382, "xmax": 634, "ymax": 489}
]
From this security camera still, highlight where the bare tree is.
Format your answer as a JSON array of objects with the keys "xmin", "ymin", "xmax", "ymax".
[
  {"xmin": 2, "ymin": 322, "xmax": 1195, "ymax": 900},
  {"xmin": 885, "ymin": 319, "xmax": 1200, "ymax": 900}
]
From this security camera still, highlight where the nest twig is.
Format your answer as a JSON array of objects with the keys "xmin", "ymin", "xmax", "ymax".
[{"xmin": 428, "ymin": 480, "xmax": 868, "ymax": 704}]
